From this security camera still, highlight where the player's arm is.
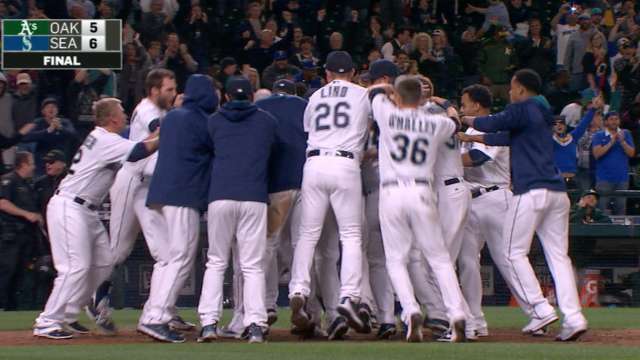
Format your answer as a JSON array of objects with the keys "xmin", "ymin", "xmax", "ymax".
[
  {"xmin": 127, "ymin": 129, "xmax": 160, "ymax": 162},
  {"xmin": 463, "ymin": 105, "xmax": 521, "ymax": 132},
  {"xmin": 461, "ymin": 149, "xmax": 492, "ymax": 167}
]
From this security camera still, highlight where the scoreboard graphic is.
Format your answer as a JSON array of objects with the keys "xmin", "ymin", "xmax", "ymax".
[{"xmin": 1, "ymin": 19, "xmax": 122, "ymax": 70}]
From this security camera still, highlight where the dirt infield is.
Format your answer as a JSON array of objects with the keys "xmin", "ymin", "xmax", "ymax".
[{"xmin": 2, "ymin": 328, "xmax": 640, "ymax": 347}]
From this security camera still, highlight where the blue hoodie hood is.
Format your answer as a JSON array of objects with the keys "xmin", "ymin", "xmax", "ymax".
[
  {"xmin": 530, "ymin": 95, "xmax": 553, "ymax": 126},
  {"xmin": 219, "ymin": 100, "xmax": 258, "ymax": 122},
  {"xmin": 183, "ymin": 74, "xmax": 218, "ymax": 115}
]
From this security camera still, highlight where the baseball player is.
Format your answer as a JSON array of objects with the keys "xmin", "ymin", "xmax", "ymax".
[
  {"xmin": 33, "ymin": 98, "xmax": 159, "ymax": 339},
  {"xmin": 359, "ymin": 59, "xmax": 400, "ymax": 339},
  {"xmin": 370, "ymin": 76, "xmax": 467, "ymax": 343},
  {"xmin": 462, "ymin": 69, "xmax": 588, "ymax": 341},
  {"xmin": 288, "ymin": 51, "xmax": 370, "ymax": 334},
  {"xmin": 198, "ymin": 76, "xmax": 277, "ymax": 344},
  {"xmin": 138, "ymin": 74, "xmax": 218, "ymax": 343}
]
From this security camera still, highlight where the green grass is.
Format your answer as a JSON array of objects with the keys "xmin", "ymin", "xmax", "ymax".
[{"xmin": 1, "ymin": 307, "xmax": 639, "ymax": 360}]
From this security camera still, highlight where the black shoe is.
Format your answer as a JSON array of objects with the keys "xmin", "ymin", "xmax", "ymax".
[
  {"xmin": 197, "ymin": 323, "xmax": 218, "ymax": 343},
  {"xmin": 425, "ymin": 318, "xmax": 449, "ymax": 339},
  {"xmin": 168, "ymin": 315, "xmax": 196, "ymax": 331},
  {"xmin": 289, "ymin": 293, "xmax": 311, "ymax": 331},
  {"xmin": 65, "ymin": 321, "xmax": 90, "ymax": 334},
  {"xmin": 33, "ymin": 328, "xmax": 73, "ymax": 340},
  {"xmin": 356, "ymin": 303, "xmax": 373, "ymax": 334},
  {"xmin": 247, "ymin": 323, "xmax": 264, "ymax": 343},
  {"xmin": 267, "ymin": 308, "xmax": 278, "ymax": 326},
  {"xmin": 327, "ymin": 316, "xmax": 349, "ymax": 341},
  {"xmin": 376, "ymin": 323, "xmax": 397, "ymax": 340},
  {"xmin": 337, "ymin": 297, "xmax": 365, "ymax": 333},
  {"xmin": 137, "ymin": 323, "xmax": 185, "ymax": 343}
]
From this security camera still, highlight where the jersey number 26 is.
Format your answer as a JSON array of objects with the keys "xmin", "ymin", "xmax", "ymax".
[{"xmin": 315, "ymin": 102, "xmax": 351, "ymax": 131}]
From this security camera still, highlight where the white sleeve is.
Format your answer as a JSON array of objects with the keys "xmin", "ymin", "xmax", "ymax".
[
  {"xmin": 371, "ymin": 94, "xmax": 387, "ymax": 124},
  {"xmin": 436, "ymin": 116, "xmax": 457, "ymax": 143},
  {"xmin": 472, "ymin": 142, "xmax": 502, "ymax": 160},
  {"xmin": 303, "ymin": 100, "xmax": 313, "ymax": 132},
  {"xmin": 101, "ymin": 134, "xmax": 138, "ymax": 165},
  {"xmin": 381, "ymin": 43, "xmax": 394, "ymax": 60}
]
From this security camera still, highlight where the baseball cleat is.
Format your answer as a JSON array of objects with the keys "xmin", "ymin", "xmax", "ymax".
[
  {"xmin": 476, "ymin": 326, "xmax": 489, "ymax": 337},
  {"xmin": 437, "ymin": 320, "xmax": 466, "ymax": 343},
  {"xmin": 291, "ymin": 323, "xmax": 327, "ymax": 339},
  {"xmin": 197, "ymin": 323, "xmax": 218, "ymax": 343},
  {"xmin": 217, "ymin": 326, "xmax": 243, "ymax": 339},
  {"xmin": 247, "ymin": 323, "xmax": 265, "ymax": 344},
  {"xmin": 65, "ymin": 321, "xmax": 90, "ymax": 334},
  {"xmin": 337, "ymin": 297, "xmax": 366, "ymax": 333},
  {"xmin": 465, "ymin": 329, "xmax": 479, "ymax": 342},
  {"xmin": 137, "ymin": 323, "xmax": 185, "ymax": 343},
  {"xmin": 405, "ymin": 313, "xmax": 423, "ymax": 343},
  {"xmin": 376, "ymin": 323, "xmax": 397, "ymax": 340},
  {"xmin": 267, "ymin": 308, "xmax": 278, "ymax": 326},
  {"xmin": 522, "ymin": 313, "xmax": 558, "ymax": 334},
  {"xmin": 531, "ymin": 326, "xmax": 548, "ymax": 337},
  {"xmin": 356, "ymin": 303, "xmax": 373, "ymax": 334},
  {"xmin": 424, "ymin": 318, "xmax": 449, "ymax": 339},
  {"xmin": 33, "ymin": 326, "xmax": 73, "ymax": 340},
  {"xmin": 169, "ymin": 315, "xmax": 196, "ymax": 331},
  {"xmin": 327, "ymin": 316, "xmax": 349, "ymax": 341},
  {"xmin": 290, "ymin": 293, "xmax": 312, "ymax": 331},
  {"xmin": 555, "ymin": 323, "xmax": 588, "ymax": 342}
]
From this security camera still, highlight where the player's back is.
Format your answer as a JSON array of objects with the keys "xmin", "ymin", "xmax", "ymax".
[
  {"xmin": 122, "ymin": 98, "xmax": 165, "ymax": 176},
  {"xmin": 372, "ymin": 95, "xmax": 455, "ymax": 185},
  {"xmin": 304, "ymin": 80, "xmax": 370, "ymax": 154}
]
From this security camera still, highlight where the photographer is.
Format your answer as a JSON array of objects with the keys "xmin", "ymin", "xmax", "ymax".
[{"xmin": 570, "ymin": 190, "xmax": 611, "ymax": 224}]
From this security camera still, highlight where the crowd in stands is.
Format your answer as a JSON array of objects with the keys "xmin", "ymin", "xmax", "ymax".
[{"xmin": 0, "ymin": 0, "xmax": 639, "ymax": 310}]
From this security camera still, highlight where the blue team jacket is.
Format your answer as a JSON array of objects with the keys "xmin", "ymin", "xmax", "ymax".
[
  {"xmin": 147, "ymin": 74, "xmax": 218, "ymax": 211},
  {"xmin": 255, "ymin": 94, "xmax": 308, "ymax": 193},
  {"xmin": 474, "ymin": 96, "xmax": 566, "ymax": 195},
  {"xmin": 208, "ymin": 100, "xmax": 278, "ymax": 204}
]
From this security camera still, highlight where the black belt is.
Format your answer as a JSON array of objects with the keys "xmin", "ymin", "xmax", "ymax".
[
  {"xmin": 382, "ymin": 178, "xmax": 429, "ymax": 188},
  {"xmin": 444, "ymin": 178, "xmax": 461, "ymax": 186},
  {"xmin": 471, "ymin": 185, "xmax": 500, "ymax": 199},
  {"xmin": 55, "ymin": 190, "xmax": 98, "ymax": 211},
  {"xmin": 307, "ymin": 149, "xmax": 354, "ymax": 159}
]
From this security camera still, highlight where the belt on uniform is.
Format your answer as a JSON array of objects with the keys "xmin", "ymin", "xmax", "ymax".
[
  {"xmin": 444, "ymin": 177, "xmax": 462, "ymax": 186},
  {"xmin": 471, "ymin": 185, "xmax": 500, "ymax": 199},
  {"xmin": 55, "ymin": 190, "xmax": 98, "ymax": 211},
  {"xmin": 307, "ymin": 149, "xmax": 354, "ymax": 159},
  {"xmin": 382, "ymin": 178, "xmax": 429, "ymax": 188}
]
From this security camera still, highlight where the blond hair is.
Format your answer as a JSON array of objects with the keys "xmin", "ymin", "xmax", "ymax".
[
  {"xmin": 412, "ymin": 32, "xmax": 433, "ymax": 52},
  {"xmin": 93, "ymin": 97, "xmax": 122, "ymax": 126},
  {"xmin": 587, "ymin": 31, "xmax": 607, "ymax": 55}
]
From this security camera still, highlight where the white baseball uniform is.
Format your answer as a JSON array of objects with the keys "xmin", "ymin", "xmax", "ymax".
[
  {"xmin": 289, "ymin": 79, "xmax": 370, "ymax": 300},
  {"xmin": 371, "ymin": 94, "xmax": 466, "ymax": 324},
  {"xmin": 35, "ymin": 127, "xmax": 138, "ymax": 330}
]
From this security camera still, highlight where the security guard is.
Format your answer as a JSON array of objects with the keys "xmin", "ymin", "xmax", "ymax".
[
  {"xmin": 0, "ymin": 151, "xmax": 42, "ymax": 310},
  {"xmin": 34, "ymin": 150, "xmax": 68, "ymax": 216}
]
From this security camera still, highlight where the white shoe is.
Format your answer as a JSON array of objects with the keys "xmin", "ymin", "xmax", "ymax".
[
  {"xmin": 555, "ymin": 322, "xmax": 588, "ymax": 342},
  {"xmin": 522, "ymin": 313, "xmax": 558, "ymax": 334}
]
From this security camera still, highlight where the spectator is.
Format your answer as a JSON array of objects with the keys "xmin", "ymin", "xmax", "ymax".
[
  {"xmin": 159, "ymin": 33, "xmax": 198, "ymax": 92},
  {"xmin": 0, "ymin": 72, "xmax": 16, "ymax": 172},
  {"xmin": 147, "ymin": 40, "xmax": 164, "ymax": 67},
  {"xmin": 552, "ymin": 4, "xmax": 579, "ymax": 68},
  {"xmin": 613, "ymin": 38, "xmax": 640, "ymax": 114},
  {"xmin": 0, "ymin": 151, "xmax": 41, "ymax": 310},
  {"xmin": 545, "ymin": 70, "xmax": 578, "ymax": 114},
  {"xmin": 466, "ymin": 0, "xmax": 513, "ymax": 37},
  {"xmin": 34, "ymin": 150, "xmax": 66, "ymax": 217},
  {"xmin": 560, "ymin": 100, "xmax": 584, "ymax": 128},
  {"xmin": 66, "ymin": 69, "xmax": 111, "ymax": 136},
  {"xmin": 327, "ymin": 31, "xmax": 345, "ymax": 53},
  {"xmin": 185, "ymin": 4, "xmax": 211, "ymax": 72},
  {"xmin": 381, "ymin": 27, "xmax": 412, "ymax": 61},
  {"xmin": 362, "ymin": 15, "xmax": 384, "ymax": 55},
  {"xmin": 582, "ymin": 31, "xmax": 610, "ymax": 96},
  {"xmin": 570, "ymin": 189, "xmax": 612, "ymax": 224},
  {"xmin": 119, "ymin": 39, "xmax": 152, "ymax": 113},
  {"xmin": 244, "ymin": 1, "xmax": 264, "ymax": 40},
  {"xmin": 479, "ymin": 25, "xmax": 517, "ymax": 104},
  {"xmin": 410, "ymin": 32, "xmax": 433, "ymax": 77},
  {"xmin": 261, "ymin": 51, "xmax": 301, "ymax": 90},
  {"xmin": 411, "ymin": 0, "xmax": 437, "ymax": 32},
  {"xmin": 589, "ymin": 8, "xmax": 607, "ymax": 34},
  {"xmin": 241, "ymin": 65, "xmax": 261, "ymax": 92},
  {"xmin": 592, "ymin": 112, "xmax": 636, "ymax": 215},
  {"xmin": 507, "ymin": 0, "xmax": 533, "ymax": 36},
  {"xmin": 291, "ymin": 36, "xmax": 320, "ymax": 69},
  {"xmin": 553, "ymin": 96, "xmax": 602, "ymax": 188},
  {"xmin": 395, "ymin": 51, "xmax": 411, "ymax": 75},
  {"xmin": 565, "ymin": 13, "xmax": 596, "ymax": 92},
  {"xmin": 11, "ymin": 73, "xmax": 38, "ymax": 131},
  {"xmin": 517, "ymin": 18, "xmax": 553, "ymax": 83},
  {"xmin": 139, "ymin": 0, "xmax": 179, "ymax": 22},
  {"xmin": 26, "ymin": 98, "xmax": 76, "ymax": 176},
  {"xmin": 67, "ymin": 0, "xmax": 94, "ymax": 18},
  {"xmin": 216, "ymin": 57, "xmax": 239, "ymax": 91},
  {"xmin": 458, "ymin": 26, "xmax": 482, "ymax": 86},
  {"xmin": 245, "ymin": 27, "xmax": 293, "ymax": 74},
  {"xmin": 577, "ymin": 109, "xmax": 604, "ymax": 190},
  {"xmin": 293, "ymin": 59, "xmax": 323, "ymax": 96},
  {"xmin": 608, "ymin": 7, "xmax": 638, "ymax": 43},
  {"xmin": 139, "ymin": 0, "xmax": 173, "ymax": 44}
]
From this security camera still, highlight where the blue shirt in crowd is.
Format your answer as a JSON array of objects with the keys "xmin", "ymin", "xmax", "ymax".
[
  {"xmin": 553, "ymin": 108, "xmax": 595, "ymax": 174},
  {"xmin": 592, "ymin": 128, "xmax": 634, "ymax": 183},
  {"xmin": 255, "ymin": 93, "xmax": 308, "ymax": 194}
]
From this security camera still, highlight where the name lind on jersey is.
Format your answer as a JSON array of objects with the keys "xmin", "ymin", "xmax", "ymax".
[
  {"xmin": 43, "ymin": 56, "xmax": 81, "ymax": 66},
  {"xmin": 388, "ymin": 114, "xmax": 437, "ymax": 134},
  {"xmin": 320, "ymin": 85, "xmax": 349, "ymax": 98}
]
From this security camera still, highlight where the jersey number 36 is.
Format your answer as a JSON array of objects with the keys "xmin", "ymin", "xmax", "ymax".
[{"xmin": 391, "ymin": 134, "xmax": 428, "ymax": 165}]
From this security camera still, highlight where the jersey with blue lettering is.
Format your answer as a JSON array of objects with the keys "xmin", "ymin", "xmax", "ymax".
[
  {"xmin": 303, "ymin": 79, "xmax": 371, "ymax": 154},
  {"xmin": 421, "ymin": 103, "xmax": 464, "ymax": 182},
  {"xmin": 123, "ymin": 98, "xmax": 166, "ymax": 176},
  {"xmin": 372, "ymin": 94, "xmax": 456, "ymax": 184},
  {"xmin": 58, "ymin": 127, "xmax": 137, "ymax": 205}
]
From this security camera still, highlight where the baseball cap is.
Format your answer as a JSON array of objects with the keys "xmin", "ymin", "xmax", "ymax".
[
  {"xmin": 590, "ymin": 8, "xmax": 603, "ymax": 16},
  {"xmin": 220, "ymin": 57, "xmax": 237, "ymax": 69},
  {"xmin": 578, "ymin": 13, "xmax": 591, "ymax": 20},
  {"xmin": 273, "ymin": 50, "xmax": 288, "ymax": 61},
  {"xmin": 581, "ymin": 189, "xmax": 599, "ymax": 199},
  {"xmin": 604, "ymin": 111, "xmax": 619, "ymax": 120},
  {"xmin": 44, "ymin": 150, "xmax": 66, "ymax": 163},
  {"xmin": 16, "ymin": 73, "xmax": 32, "ymax": 85},
  {"xmin": 273, "ymin": 79, "xmax": 296, "ymax": 95},
  {"xmin": 301, "ymin": 59, "xmax": 318, "ymax": 70},
  {"xmin": 225, "ymin": 76, "xmax": 253, "ymax": 98},
  {"xmin": 41, "ymin": 97, "xmax": 58, "ymax": 109},
  {"xmin": 617, "ymin": 37, "xmax": 634, "ymax": 49},
  {"xmin": 368, "ymin": 59, "xmax": 399, "ymax": 81},
  {"xmin": 553, "ymin": 115, "xmax": 567, "ymax": 124},
  {"xmin": 324, "ymin": 51, "xmax": 353, "ymax": 74}
]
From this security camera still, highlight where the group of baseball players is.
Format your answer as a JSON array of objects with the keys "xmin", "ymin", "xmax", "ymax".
[{"xmin": 32, "ymin": 50, "xmax": 588, "ymax": 345}]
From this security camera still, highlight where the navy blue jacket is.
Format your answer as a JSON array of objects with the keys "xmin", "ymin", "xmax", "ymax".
[
  {"xmin": 255, "ymin": 94, "xmax": 308, "ymax": 193},
  {"xmin": 208, "ymin": 100, "xmax": 278, "ymax": 204},
  {"xmin": 147, "ymin": 74, "xmax": 218, "ymax": 211},
  {"xmin": 474, "ymin": 96, "xmax": 566, "ymax": 195}
]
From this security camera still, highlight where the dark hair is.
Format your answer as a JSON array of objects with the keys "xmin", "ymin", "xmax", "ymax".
[
  {"xmin": 513, "ymin": 69, "xmax": 542, "ymax": 95},
  {"xmin": 395, "ymin": 75, "xmax": 422, "ymax": 105},
  {"xmin": 145, "ymin": 69, "xmax": 175, "ymax": 95},
  {"xmin": 396, "ymin": 27, "xmax": 412, "ymax": 37},
  {"xmin": 300, "ymin": 36, "xmax": 314, "ymax": 46},
  {"xmin": 15, "ymin": 151, "xmax": 32, "ymax": 169},
  {"xmin": 462, "ymin": 84, "xmax": 493, "ymax": 109}
]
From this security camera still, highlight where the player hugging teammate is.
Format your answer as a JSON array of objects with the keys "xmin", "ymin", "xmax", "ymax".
[{"xmin": 32, "ymin": 52, "xmax": 587, "ymax": 344}]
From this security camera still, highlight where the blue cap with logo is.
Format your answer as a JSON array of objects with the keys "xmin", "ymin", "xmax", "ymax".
[
  {"xmin": 324, "ymin": 51, "xmax": 353, "ymax": 74},
  {"xmin": 273, "ymin": 50, "xmax": 288, "ymax": 61},
  {"xmin": 225, "ymin": 76, "xmax": 253, "ymax": 97}
]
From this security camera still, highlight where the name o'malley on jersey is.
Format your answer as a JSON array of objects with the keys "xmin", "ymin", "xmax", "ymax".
[{"xmin": 388, "ymin": 113, "xmax": 437, "ymax": 135}]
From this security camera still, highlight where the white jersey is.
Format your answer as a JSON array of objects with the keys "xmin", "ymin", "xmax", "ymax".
[
  {"xmin": 304, "ymin": 79, "xmax": 371, "ymax": 155},
  {"xmin": 58, "ymin": 127, "xmax": 136, "ymax": 205},
  {"xmin": 422, "ymin": 104, "xmax": 464, "ymax": 183},
  {"xmin": 372, "ymin": 95, "xmax": 456, "ymax": 184},
  {"xmin": 362, "ymin": 124, "xmax": 380, "ymax": 194},
  {"xmin": 554, "ymin": 24, "xmax": 578, "ymax": 66},
  {"xmin": 461, "ymin": 128, "xmax": 510, "ymax": 188},
  {"xmin": 122, "ymin": 98, "xmax": 166, "ymax": 176}
]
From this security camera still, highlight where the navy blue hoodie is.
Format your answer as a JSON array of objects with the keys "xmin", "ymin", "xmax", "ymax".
[
  {"xmin": 255, "ymin": 94, "xmax": 308, "ymax": 193},
  {"xmin": 208, "ymin": 100, "xmax": 278, "ymax": 204},
  {"xmin": 147, "ymin": 74, "xmax": 218, "ymax": 211},
  {"xmin": 474, "ymin": 96, "xmax": 566, "ymax": 195}
]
